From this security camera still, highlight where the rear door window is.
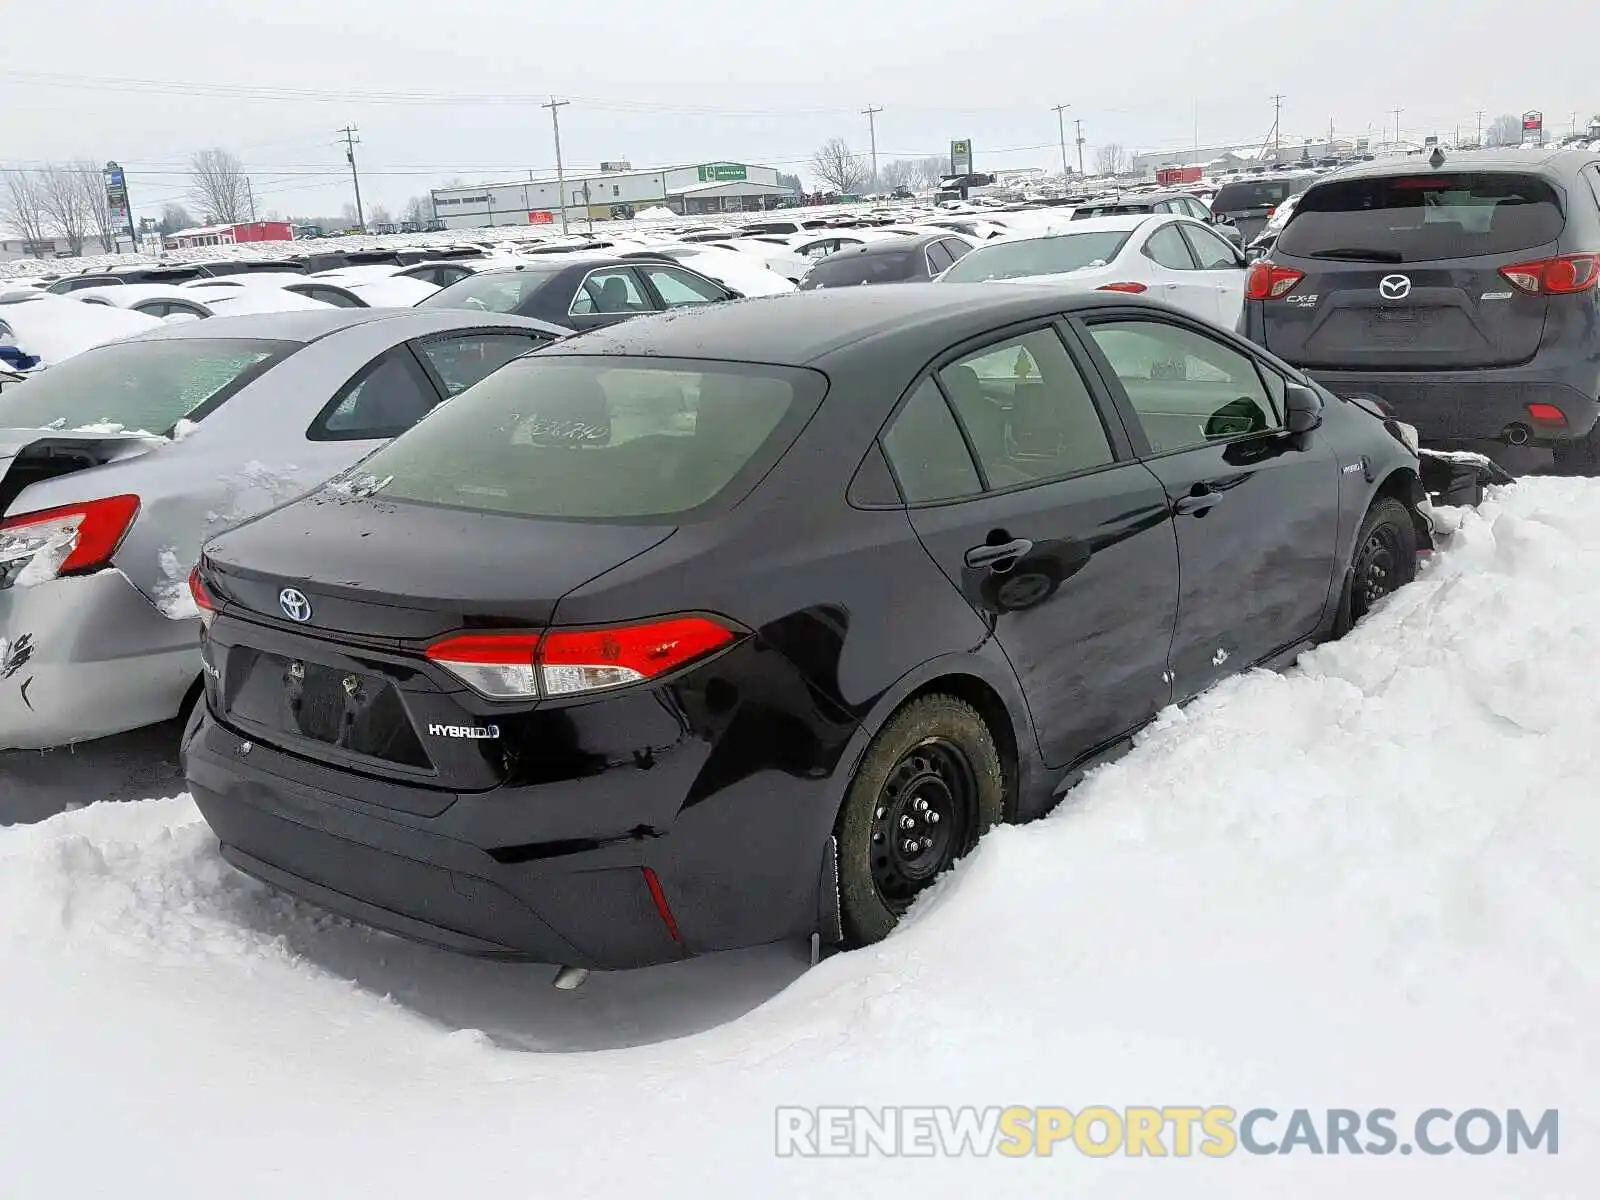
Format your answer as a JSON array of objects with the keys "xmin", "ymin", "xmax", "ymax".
[
  {"xmin": 637, "ymin": 265, "xmax": 728, "ymax": 307},
  {"xmin": 883, "ymin": 378, "xmax": 982, "ymax": 503},
  {"xmin": 925, "ymin": 241, "xmax": 954, "ymax": 274},
  {"xmin": 312, "ymin": 348, "xmax": 443, "ymax": 440},
  {"xmin": 1144, "ymin": 225, "xmax": 1198, "ymax": 269},
  {"xmin": 570, "ymin": 268, "xmax": 652, "ymax": 315},
  {"xmin": 1276, "ymin": 172, "xmax": 1566, "ymax": 262},
  {"xmin": 1179, "ymin": 223, "xmax": 1242, "ymax": 269},
  {"xmin": 414, "ymin": 331, "xmax": 552, "ymax": 396}
]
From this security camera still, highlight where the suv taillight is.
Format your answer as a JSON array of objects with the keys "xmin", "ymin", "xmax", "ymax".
[
  {"xmin": 425, "ymin": 615, "xmax": 745, "ymax": 700},
  {"xmin": 0, "ymin": 494, "xmax": 140, "ymax": 589},
  {"xmin": 1499, "ymin": 253, "xmax": 1600, "ymax": 296},
  {"xmin": 1246, "ymin": 261, "xmax": 1305, "ymax": 300}
]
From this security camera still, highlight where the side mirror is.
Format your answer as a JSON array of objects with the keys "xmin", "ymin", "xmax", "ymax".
[{"xmin": 1285, "ymin": 383, "xmax": 1324, "ymax": 436}]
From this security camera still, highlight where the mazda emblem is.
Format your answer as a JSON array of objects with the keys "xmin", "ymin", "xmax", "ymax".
[
  {"xmin": 1378, "ymin": 274, "xmax": 1412, "ymax": 301},
  {"xmin": 278, "ymin": 587, "xmax": 313, "ymax": 623}
]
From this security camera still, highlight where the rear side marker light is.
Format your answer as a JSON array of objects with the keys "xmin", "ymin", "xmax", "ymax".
[
  {"xmin": 1246, "ymin": 261, "xmax": 1305, "ymax": 300},
  {"xmin": 1096, "ymin": 281, "xmax": 1148, "ymax": 294},
  {"xmin": 1527, "ymin": 403, "xmax": 1567, "ymax": 426},
  {"xmin": 0, "ymin": 494, "xmax": 140, "ymax": 588},
  {"xmin": 425, "ymin": 615, "xmax": 743, "ymax": 700},
  {"xmin": 641, "ymin": 867, "xmax": 683, "ymax": 944},
  {"xmin": 1499, "ymin": 253, "xmax": 1600, "ymax": 296}
]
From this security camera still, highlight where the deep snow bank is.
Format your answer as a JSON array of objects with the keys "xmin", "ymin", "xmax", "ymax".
[{"xmin": 2, "ymin": 479, "xmax": 1598, "ymax": 1198}]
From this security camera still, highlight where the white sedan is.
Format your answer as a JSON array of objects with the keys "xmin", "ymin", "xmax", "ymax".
[{"xmin": 937, "ymin": 213, "xmax": 1248, "ymax": 328}]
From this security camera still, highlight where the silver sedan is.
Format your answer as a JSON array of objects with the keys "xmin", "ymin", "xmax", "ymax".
[{"xmin": 0, "ymin": 307, "xmax": 568, "ymax": 749}]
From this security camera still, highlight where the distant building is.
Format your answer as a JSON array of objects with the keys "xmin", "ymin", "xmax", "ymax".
[
  {"xmin": 164, "ymin": 221, "xmax": 295, "ymax": 250},
  {"xmin": 0, "ymin": 235, "xmax": 81, "ymax": 262},
  {"xmin": 430, "ymin": 162, "xmax": 792, "ymax": 229}
]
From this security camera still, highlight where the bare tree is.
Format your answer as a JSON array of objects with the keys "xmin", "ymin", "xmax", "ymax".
[
  {"xmin": 917, "ymin": 155, "xmax": 948, "ymax": 189},
  {"xmin": 1094, "ymin": 143, "xmax": 1128, "ymax": 178},
  {"xmin": 878, "ymin": 159, "xmax": 917, "ymax": 190},
  {"xmin": 403, "ymin": 194, "xmax": 433, "ymax": 227},
  {"xmin": 0, "ymin": 169, "xmax": 51, "ymax": 252},
  {"xmin": 1485, "ymin": 114, "xmax": 1522, "ymax": 147},
  {"xmin": 158, "ymin": 202, "xmax": 194, "ymax": 236},
  {"xmin": 36, "ymin": 165, "xmax": 92, "ymax": 256},
  {"xmin": 368, "ymin": 202, "xmax": 393, "ymax": 228},
  {"xmin": 809, "ymin": 137, "xmax": 869, "ymax": 194},
  {"xmin": 189, "ymin": 148, "xmax": 249, "ymax": 223},
  {"xmin": 73, "ymin": 160, "xmax": 118, "ymax": 252},
  {"xmin": 339, "ymin": 203, "xmax": 359, "ymax": 229}
]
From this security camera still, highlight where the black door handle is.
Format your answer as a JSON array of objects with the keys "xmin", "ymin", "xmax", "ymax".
[
  {"xmin": 1172, "ymin": 485, "xmax": 1221, "ymax": 517},
  {"xmin": 965, "ymin": 537, "xmax": 1033, "ymax": 570}
]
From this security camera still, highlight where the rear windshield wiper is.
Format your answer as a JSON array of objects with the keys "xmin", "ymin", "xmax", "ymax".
[{"xmin": 1303, "ymin": 247, "xmax": 1404, "ymax": 262}]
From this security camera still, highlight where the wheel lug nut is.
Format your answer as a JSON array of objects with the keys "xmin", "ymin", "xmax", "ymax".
[
  {"xmin": 927, "ymin": 811, "xmax": 940, "ymax": 824},
  {"xmin": 902, "ymin": 839, "xmax": 919, "ymax": 855},
  {"xmin": 921, "ymin": 837, "xmax": 934, "ymax": 851},
  {"xmin": 875, "ymin": 807, "xmax": 885, "ymax": 819},
  {"xmin": 913, "ymin": 797, "xmax": 928, "ymax": 812},
  {"xmin": 900, "ymin": 815, "xmax": 916, "ymax": 831}
]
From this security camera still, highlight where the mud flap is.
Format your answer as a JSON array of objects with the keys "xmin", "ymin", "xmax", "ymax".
[
  {"xmin": 816, "ymin": 835, "xmax": 843, "ymax": 950},
  {"xmin": 1417, "ymin": 448, "xmax": 1514, "ymax": 508}
]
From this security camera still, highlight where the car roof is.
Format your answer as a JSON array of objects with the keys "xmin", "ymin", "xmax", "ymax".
[
  {"xmin": 1321, "ymin": 147, "xmax": 1598, "ymax": 181},
  {"xmin": 545, "ymin": 285, "xmax": 1170, "ymax": 366},
  {"xmin": 813, "ymin": 238, "xmax": 932, "ymax": 260},
  {"xmin": 119, "ymin": 308, "xmax": 421, "ymax": 344},
  {"xmin": 1021, "ymin": 213, "xmax": 1152, "ymax": 235}
]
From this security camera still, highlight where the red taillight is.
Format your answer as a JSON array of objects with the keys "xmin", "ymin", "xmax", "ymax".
[
  {"xmin": 425, "ymin": 616, "xmax": 741, "ymax": 700},
  {"xmin": 1246, "ymin": 261, "xmax": 1305, "ymax": 301},
  {"xmin": 0, "ymin": 494, "xmax": 139, "ymax": 586},
  {"xmin": 1499, "ymin": 254, "xmax": 1600, "ymax": 296},
  {"xmin": 188, "ymin": 566, "xmax": 218, "ymax": 629},
  {"xmin": 1527, "ymin": 402, "xmax": 1567, "ymax": 426},
  {"xmin": 1096, "ymin": 281, "xmax": 1147, "ymax": 294}
]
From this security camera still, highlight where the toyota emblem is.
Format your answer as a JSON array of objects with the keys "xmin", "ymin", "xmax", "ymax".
[
  {"xmin": 1378, "ymin": 274, "xmax": 1412, "ymax": 301},
  {"xmin": 278, "ymin": 587, "xmax": 313, "ymax": 623}
]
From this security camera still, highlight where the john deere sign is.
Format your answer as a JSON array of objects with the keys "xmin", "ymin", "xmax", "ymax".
[
  {"xmin": 950, "ymin": 139, "xmax": 973, "ymax": 175},
  {"xmin": 696, "ymin": 163, "xmax": 747, "ymax": 182}
]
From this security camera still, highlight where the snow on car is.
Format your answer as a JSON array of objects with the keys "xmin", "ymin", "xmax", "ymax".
[
  {"xmin": 0, "ymin": 478, "xmax": 1595, "ymax": 1198},
  {"xmin": 0, "ymin": 293, "xmax": 163, "ymax": 367}
]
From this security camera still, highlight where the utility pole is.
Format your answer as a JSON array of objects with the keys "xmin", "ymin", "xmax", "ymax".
[
  {"xmin": 1051, "ymin": 103, "xmax": 1070, "ymax": 179},
  {"xmin": 1074, "ymin": 118, "xmax": 1085, "ymax": 175},
  {"xmin": 1269, "ymin": 94, "xmax": 1285, "ymax": 158},
  {"xmin": 861, "ymin": 105, "xmax": 883, "ymax": 190},
  {"xmin": 246, "ymin": 177, "xmax": 257, "ymax": 223},
  {"xmin": 542, "ymin": 96, "xmax": 571, "ymax": 236},
  {"xmin": 1476, "ymin": 110, "xmax": 1485, "ymax": 147},
  {"xmin": 338, "ymin": 126, "xmax": 364, "ymax": 232},
  {"xmin": 1393, "ymin": 107, "xmax": 1403, "ymax": 147},
  {"xmin": 1328, "ymin": 116, "xmax": 1335, "ymax": 154}
]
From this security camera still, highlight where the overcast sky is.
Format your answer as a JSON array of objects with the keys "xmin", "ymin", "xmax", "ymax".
[{"xmin": 3, "ymin": 0, "xmax": 1591, "ymax": 219}]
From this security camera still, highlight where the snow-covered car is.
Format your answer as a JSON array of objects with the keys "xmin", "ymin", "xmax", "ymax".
[
  {"xmin": 938, "ymin": 214, "xmax": 1248, "ymax": 328},
  {"xmin": 0, "ymin": 308, "xmax": 570, "ymax": 750},
  {"xmin": 696, "ymin": 237, "xmax": 813, "ymax": 283},
  {"xmin": 0, "ymin": 293, "xmax": 163, "ymax": 367},
  {"xmin": 69, "ymin": 285, "xmax": 218, "ymax": 322},
  {"xmin": 617, "ymin": 245, "xmax": 796, "ymax": 296}
]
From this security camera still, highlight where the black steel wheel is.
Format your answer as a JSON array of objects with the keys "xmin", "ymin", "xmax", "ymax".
[
  {"xmin": 1346, "ymin": 496, "xmax": 1418, "ymax": 628},
  {"xmin": 833, "ymin": 694, "xmax": 1004, "ymax": 947}
]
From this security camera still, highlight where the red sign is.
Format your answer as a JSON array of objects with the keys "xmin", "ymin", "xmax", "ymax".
[
  {"xmin": 1156, "ymin": 165, "xmax": 1203, "ymax": 186},
  {"xmin": 1522, "ymin": 111, "xmax": 1543, "ymax": 132},
  {"xmin": 528, "ymin": 210, "xmax": 554, "ymax": 224}
]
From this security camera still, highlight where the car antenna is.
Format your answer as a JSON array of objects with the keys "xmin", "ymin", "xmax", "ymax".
[{"xmin": 1429, "ymin": 146, "xmax": 1447, "ymax": 169}]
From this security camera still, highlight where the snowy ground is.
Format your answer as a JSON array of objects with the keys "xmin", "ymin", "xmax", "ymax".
[{"xmin": 2, "ymin": 478, "xmax": 1597, "ymax": 1197}]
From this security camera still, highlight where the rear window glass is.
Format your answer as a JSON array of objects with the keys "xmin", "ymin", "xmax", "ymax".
[
  {"xmin": 1073, "ymin": 204, "xmax": 1148, "ymax": 218},
  {"xmin": 345, "ymin": 357, "xmax": 825, "ymax": 521},
  {"xmin": 942, "ymin": 231, "xmax": 1134, "ymax": 281},
  {"xmin": 803, "ymin": 250, "xmax": 921, "ymax": 287},
  {"xmin": 0, "ymin": 338, "xmax": 292, "ymax": 434},
  {"xmin": 1276, "ymin": 172, "xmax": 1565, "ymax": 263},
  {"xmin": 415, "ymin": 269, "xmax": 559, "ymax": 314},
  {"xmin": 1212, "ymin": 179, "xmax": 1301, "ymax": 210}
]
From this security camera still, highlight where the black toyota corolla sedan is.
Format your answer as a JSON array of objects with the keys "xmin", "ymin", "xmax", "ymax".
[{"xmin": 183, "ymin": 285, "xmax": 1430, "ymax": 974}]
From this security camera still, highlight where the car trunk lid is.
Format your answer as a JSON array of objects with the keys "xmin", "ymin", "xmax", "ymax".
[{"xmin": 0, "ymin": 427, "xmax": 166, "ymax": 515}]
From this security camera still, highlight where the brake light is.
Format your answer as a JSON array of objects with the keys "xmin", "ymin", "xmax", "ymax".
[
  {"xmin": 1499, "ymin": 254, "xmax": 1600, "ymax": 296},
  {"xmin": 1527, "ymin": 402, "xmax": 1567, "ymax": 426},
  {"xmin": 425, "ymin": 615, "xmax": 742, "ymax": 700},
  {"xmin": 1246, "ymin": 261, "xmax": 1305, "ymax": 300},
  {"xmin": 1096, "ymin": 281, "xmax": 1147, "ymax": 293},
  {"xmin": 0, "ymin": 494, "xmax": 139, "ymax": 589},
  {"xmin": 188, "ymin": 566, "xmax": 218, "ymax": 630}
]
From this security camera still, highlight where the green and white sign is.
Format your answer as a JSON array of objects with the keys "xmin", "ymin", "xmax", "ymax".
[
  {"xmin": 950, "ymin": 139, "xmax": 973, "ymax": 175},
  {"xmin": 697, "ymin": 163, "xmax": 748, "ymax": 182}
]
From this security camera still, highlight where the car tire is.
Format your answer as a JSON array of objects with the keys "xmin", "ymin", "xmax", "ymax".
[
  {"xmin": 834, "ymin": 694, "xmax": 1004, "ymax": 947},
  {"xmin": 1343, "ymin": 496, "xmax": 1419, "ymax": 630},
  {"xmin": 1551, "ymin": 426, "xmax": 1600, "ymax": 476}
]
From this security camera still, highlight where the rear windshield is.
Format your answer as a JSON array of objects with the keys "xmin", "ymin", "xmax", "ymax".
[
  {"xmin": 1276, "ymin": 172, "xmax": 1565, "ymax": 263},
  {"xmin": 1073, "ymin": 204, "xmax": 1149, "ymax": 218},
  {"xmin": 942, "ymin": 231, "xmax": 1134, "ymax": 281},
  {"xmin": 345, "ymin": 356, "xmax": 825, "ymax": 521},
  {"xmin": 1212, "ymin": 179, "xmax": 1303, "ymax": 210},
  {"xmin": 803, "ymin": 250, "xmax": 920, "ymax": 287},
  {"xmin": 415, "ymin": 269, "xmax": 559, "ymax": 313},
  {"xmin": 0, "ymin": 337, "xmax": 292, "ymax": 433}
]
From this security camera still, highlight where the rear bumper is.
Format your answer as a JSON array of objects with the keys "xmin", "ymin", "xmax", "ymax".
[
  {"xmin": 181, "ymin": 688, "xmax": 849, "ymax": 968},
  {"xmin": 1297, "ymin": 367, "xmax": 1599, "ymax": 446},
  {"xmin": 0, "ymin": 570, "xmax": 199, "ymax": 750}
]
